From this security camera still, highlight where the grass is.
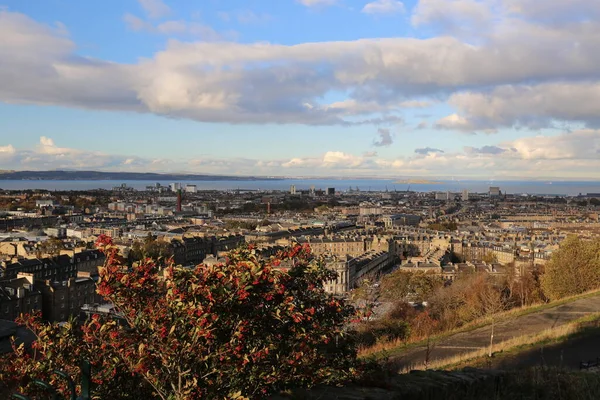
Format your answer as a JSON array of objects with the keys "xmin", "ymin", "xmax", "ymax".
[
  {"xmin": 396, "ymin": 312, "xmax": 600, "ymax": 373},
  {"xmin": 358, "ymin": 287, "xmax": 600, "ymax": 359}
]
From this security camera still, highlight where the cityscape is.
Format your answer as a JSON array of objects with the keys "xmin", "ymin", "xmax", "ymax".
[{"xmin": 2, "ymin": 0, "xmax": 600, "ymax": 398}]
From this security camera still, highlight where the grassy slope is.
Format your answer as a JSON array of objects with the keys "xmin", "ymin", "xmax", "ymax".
[{"xmin": 360, "ymin": 288, "xmax": 600, "ymax": 360}]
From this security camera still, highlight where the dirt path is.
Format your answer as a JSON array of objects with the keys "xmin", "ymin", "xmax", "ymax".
[{"xmin": 390, "ymin": 294, "xmax": 600, "ymax": 370}]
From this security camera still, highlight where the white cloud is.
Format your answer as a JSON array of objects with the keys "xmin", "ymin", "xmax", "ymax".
[
  {"xmin": 137, "ymin": 0, "xmax": 171, "ymax": 19},
  {"xmin": 411, "ymin": 0, "xmax": 495, "ymax": 35},
  {"xmin": 0, "ymin": 137, "xmax": 159, "ymax": 170},
  {"xmin": 446, "ymin": 83, "xmax": 600, "ymax": 129},
  {"xmin": 297, "ymin": 0, "xmax": 338, "ymax": 7},
  {"xmin": 4, "ymin": 5, "xmax": 600, "ymax": 132},
  {"xmin": 0, "ymin": 144, "xmax": 16, "ymax": 155},
  {"xmin": 434, "ymin": 114, "xmax": 471, "ymax": 129},
  {"xmin": 2, "ymin": 130, "xmax": 600, "ymax": 179},
  {"xmin": 508, "ymin": 130, "xmax": 600, "ymax": 160},
  {"xmin": 362, "ymin": 0, "xmax": 405, "ymax": 15}
]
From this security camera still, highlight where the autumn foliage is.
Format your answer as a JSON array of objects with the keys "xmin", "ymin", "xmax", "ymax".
[
  {"xmin": 542, "ymin": 236, "xmax": 600, "ymax": 300},
  {"xmin": 0, "ymin": 237, "xmax": 360, "ymax": 399}
]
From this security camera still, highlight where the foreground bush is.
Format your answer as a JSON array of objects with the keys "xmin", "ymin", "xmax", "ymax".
[{"xmin": 0, "ymin": 238, "xmax": 360, "ymax": 399}]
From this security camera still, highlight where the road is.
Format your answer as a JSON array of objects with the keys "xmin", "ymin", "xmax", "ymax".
[{"xmin": 389, "ymin": 294, "xmax": 600, "ymax": 370}]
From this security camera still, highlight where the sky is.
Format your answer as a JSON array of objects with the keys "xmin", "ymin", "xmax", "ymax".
[{"xmin": 1, "ymin": 0, "xmax": 600, "ymax": 180}]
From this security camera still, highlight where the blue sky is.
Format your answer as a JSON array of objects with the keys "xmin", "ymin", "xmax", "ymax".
[{"xmin": 1, "ymin": 0, "xmax": 600, "ymax": 179}]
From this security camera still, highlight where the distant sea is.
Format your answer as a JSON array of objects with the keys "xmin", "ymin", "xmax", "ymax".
[{"xmin": 1, "ymin": 179, "xmax": 599, "ymax": 196}]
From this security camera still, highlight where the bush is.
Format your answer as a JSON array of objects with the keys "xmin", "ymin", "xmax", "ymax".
[
  {"xmin": 542, "ymin": 236, "xmax": 600, "ymax": 300},
  {"xmin": 370, "ymin": 319, "xmax": 411, "ymax": 342},
  {"xmin": 0, "ymin": 239, "xmax": 359, "ymax": 400}
]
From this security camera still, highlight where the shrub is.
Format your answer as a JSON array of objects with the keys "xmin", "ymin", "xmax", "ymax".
[
  {"xmin": 0, "ymin": 238, "xmax": 359, "ymax": 400},
  {"xmin": 542, "ymin": 236, "xmax": 600, "ymax": 300}
]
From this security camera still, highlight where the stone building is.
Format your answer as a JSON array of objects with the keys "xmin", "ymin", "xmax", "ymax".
[
  {"xmin": 0, "ymin": 250, "xmax": 104, "ymax": 282},
  {"xmin": 0, "ymin": 273, "xmax": 42, "ymax": 321},
  {"xmin": 39, "ymin": 275, "xmax": 101, "ymax": 322},
  {"xmin": 297, "ymin": 238, "xmax": 367, "ymax": 258},
  {"xmin": 170, "ymin": 234, "xmax": 246, "ymax": 267}
]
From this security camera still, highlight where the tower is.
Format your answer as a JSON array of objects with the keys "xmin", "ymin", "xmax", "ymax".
[{"xmin": 176, "ymin": 189, "xmax": 182, "ymax": 212}]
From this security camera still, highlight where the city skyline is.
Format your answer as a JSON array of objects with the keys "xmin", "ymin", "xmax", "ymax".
[{"xmin": 1, "ymin": 0, "xmax": 600, "ymax": 180}]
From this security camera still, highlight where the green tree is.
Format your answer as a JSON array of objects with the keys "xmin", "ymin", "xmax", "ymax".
[
  {"xmin": 37, "ymin": 237, "xmax": 65, "ymax": 257},
  {"xmin": 542, "ymin": 236, "xmax": 600, "ymax": 300},
  {"xmin": 482, "ymin": 252, "xmax": 498, "ymax": 264},
  {"xmin": 380, "ymin": 271, "xmax": 442, "ymax": 303},
  {"xmin": 128, "ymin": 234, "xmax": 173, "ymax": 265}
]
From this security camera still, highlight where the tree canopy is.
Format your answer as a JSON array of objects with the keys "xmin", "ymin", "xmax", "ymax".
[{"xmin": 542, "ymin": 236, "xmax": 600, "ymax": 300}]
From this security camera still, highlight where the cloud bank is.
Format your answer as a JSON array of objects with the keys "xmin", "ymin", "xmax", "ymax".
[
  {"xmin": 2, "ymin": 131, "xmax": 599, "ymax": 179},
  {"xmin": 3, "ymin": 1, "xmax": 600, "ymax": 129}
]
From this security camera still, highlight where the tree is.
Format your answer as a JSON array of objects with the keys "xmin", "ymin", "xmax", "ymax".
[
  {"xmin": 542, "ymin": 236, "xmax": 600, "ymax": 300},
  {"xmin": 482, "ymin": 252, "xmax": 498, "ymax": 264},
  {"xmin": 479, "ymin": 284, "xmax": 507, "ymax": 357},
  {"xmin": 380, "ymin": 271, "xmax": 442, "ymax": 303},
  {"xmin": 36, "ymin": 236, "xmax": 64, "ymax": 257},
  {"xmin": 128, "ymin": 234, "xmax": 173, "ymax": 265},
  {"xmin": 1, "ymin": 238, "xmax": 360, "ymax": 400}
]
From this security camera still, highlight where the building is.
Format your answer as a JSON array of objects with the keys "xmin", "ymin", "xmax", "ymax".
[
  {"xmin": 290, "ymin": 185, "xmax": 297, "ymax": 195},
  {"xmin": 490, "ymin": 187, "xmax": 501, "ymax": 197},
  {"xmin": 0, "ymin": 250, "xmax": 105, "ymax": 282},
  {"xmin": 435, "ymin": 192, "xmax": 449, "ymax": 201},
  {"xmin": 359, "ymin": 203, "xmax": 383, "ymax": 216},
  {"xmin": 90, "ymin": 227, "xmax": 121, "ymax": 238},
  {"xmin": 298, "ymin": 237, "xmax": 367, "ymax": 258},
  {"xmin": 462, "ymin": 189, "xmax": 469, "ymax": 201},
  {"xmin": 0, "ymin": 237, "xmax": 36, "ymax": 258},
  {"xmin": 185, "ymin": 185, "xmax": 197, "ymax": 193},
  {"xmin": 170, "ymin": 234, "xmax": 246, "ymax": 267},
  {"xmin": 0, "ymin": 273, "xmax": 42, "ymax": 321},
  {"xmin": 323, "ymin": 251, "xmax": 393, "ymax": 295},
  {"xmin": 327, "ymin": 188, "xmax": 336, "ymax": 196},
  {"xmin": 40, "ymin": 275, "xmax": 102, "ymax": 322},
  {"xmin": 383, "ymin": 214, "xmax": 422, "ymax": 228},
  {"xmin": 44, "ymin": 227, "xmax": 67, "ymax": 238},
  {"xmin": 36, "ymin": 199, "xmax": 56, "ymax": 208},
  {"xmin": 170, "ymin": 183, "xmax": 181, "ymax": 192}
]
